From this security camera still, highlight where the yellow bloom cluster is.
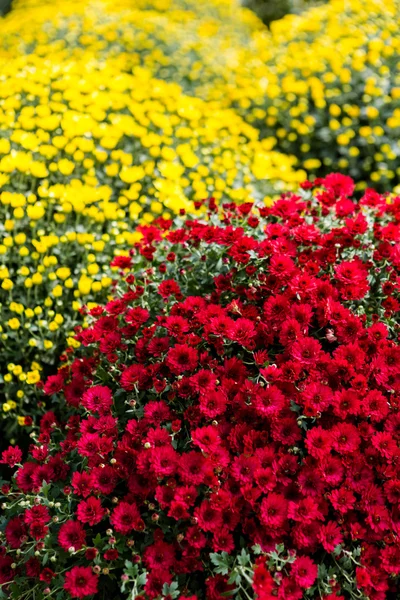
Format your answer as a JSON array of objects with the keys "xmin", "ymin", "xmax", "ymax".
[
  {"xmin": 1, "ymin": 0, "xmax": 266, "ymax": 107},
  {"xmin": 0, "ymin": 0, "xmax": 305, "ymax": 437},
  {"xmin": 246, "ymin": 0, "xmax": 400, "ymax": 189}
]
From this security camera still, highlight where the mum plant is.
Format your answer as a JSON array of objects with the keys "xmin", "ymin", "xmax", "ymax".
[
  {"xmin": 246, "ymin": 0, "xmax": 400, "ymax": 189},
  {"xmin": 1, "ymin": 174, "xmax": 400, "ymax": 599},
  {"xmin": 0, "ymin": 0, "xmax": 303, "ymax": 440}
]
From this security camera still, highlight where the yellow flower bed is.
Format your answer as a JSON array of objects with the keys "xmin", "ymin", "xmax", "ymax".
[
  {"xmin": 0, "ymin": 0, "xmax": 305, "ymax": 438},
  {"xmin": 1, "ymin": 0, "xmax": 266, "ymax": 106},
  {"xmin": 4, "ymin": 0, "xmax": 398, "ymax": 193},
  {"xmin": 245, "ymin": 0, "xmax": 400, "ymax": 189}
]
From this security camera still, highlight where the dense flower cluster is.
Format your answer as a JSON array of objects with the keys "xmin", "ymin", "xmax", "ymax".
[
  {"xmin": 1, "ymin": 175, "xmax": 400, "ymax": 599},
  {"xmin": 1, "ymin": 0, "xmax": 264, "ymax": 104},
  {"xmin": 0, "ymin": 0, "xmax": 305, "ymax": 439},
  {"xmin": 247, "ymin": 0, "xmax": 400, "ymax": 189},
  {"xmin": 9, "ymin": 0, "xmax": 400, "ymax": 192},
  {"xmin": 3, "ymin": 0, "xmax": 399, "ymax": 441}
]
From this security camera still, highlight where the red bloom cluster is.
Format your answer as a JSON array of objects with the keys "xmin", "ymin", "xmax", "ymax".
[{"xmin": 2, "ymin": 175, "xmax": 400, "ymax": 599}]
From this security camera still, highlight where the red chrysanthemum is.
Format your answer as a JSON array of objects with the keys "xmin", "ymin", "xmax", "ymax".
[
  {"xmin": 166, "ymin": 344, "xmax": 198, "ymax": 374},
  {"xmin": 63, "ymin": 566, "xmax": 98, "ymax": 598},
  {"xmin": 110, "ymin": 502, "xmax": 144, "ymax": 534},
  {"xmin": 76, "ymin": 497, "xmax": 105, "ymax": 526},
  {"xmin": 58, "ymin": 521, "xmax": 86, "ymax": 551}
]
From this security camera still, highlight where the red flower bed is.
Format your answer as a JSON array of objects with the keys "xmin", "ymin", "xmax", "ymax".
[{"xmin": 1, "ymin": 174, "xmax": 400, "ymax": 599}]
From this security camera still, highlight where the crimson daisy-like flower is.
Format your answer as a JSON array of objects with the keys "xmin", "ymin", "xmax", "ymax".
[
  {"xmin": 81, "ymin": 385, "xmax": 113, "ymax": 414},
  {"xmin": 43, "ymin": 373, "xmax": 65, "ymax": 395},
  {"xmin": 58, "ymin": 520, "xmax": 86, "ymax": 551},
  {"xmin": 254, "ymin": 385, "xmax": 286, "ymax": 417},
  {"xmin": 120, "ymin": 364, "xmax": 151, "ymax": 391},
  {"xmin": 260, "ymin": 493, "xmax": 288, "ymax": 529},
  {"xmin": 212, "ymin": 528, "xmax": 235, "ymax": 553},
  {"xmin": 252, "ymin": 559, "xmax": 274, "ymax": 597},
  {"xmin": 63, "ymin": 566, "xmax": 98, "ymax": 598},
  {"xmin": 15, "ymin": 462, "xmax": 38, "ymax": 493},
  {"xmin": 158, "ymin": 279, "xmax": 181, "ymax": 298},
  {"xmin": 191, "ymin": 425, "xmax": 221, "ymax": 452},
  {"xmin": 40, "ymin": 568, "xmax": 55, "ymax": 584},
  {"xmin": 166, "ymin": 344, "xmax": 198, "ymax": 374},
  {"xmin": 324, "ymin": 172, "xmax": 355, "ymax": 197},
  {"xmin": 1, "ymin": 445, "xmax": 22, "ymax": 468},
  {"xmin": 180, "ymin": 451, "xmax": 212, "ymax": 485},
  {"xmin": 199, "ymin": 389, "xmax": 227, "ymax": 419},
  {"xmin": 91, "ymin": 465, "xmax": 118, "ymax": 494},
  {"xmin": 318, "ymin": 521, "xmax": 343, "ymax": 552},
  {"xmin": 143, "ymin": 540, "xmax": 176, "ymax": 571},
  {"xmin": 25, "ymin": 557, "xmax": 41, "ymax": 578},
  {"xmin": 24, "ymin": 505, "xmax": 50, "ymax": 527},
  {"xmin": 291, "ymin": 556, "xmax": 318, "ymax": 589},
  {"xmin": 304, "ymin": 427, "xmax": 332, "ymax": 459},
  {"xmin": 291, "ymin": 337, "xmax": 322, "ymax": 365},
  {"xmin": 5, "ymin": 516, "xmax": 27, "ymax": 549},
  {"xmin": 110, "ymin": 501, "xmax": 143, "ymax": 534},
  {"xmin": 0, "ymin": 556, "xmax": 15, "ymax": 585},
  {"xmin": 71, "ymin": 471, "xmax": 93, "ymax": 498},
  {"xmin": 76, "ymin": 497, "xmax": 105, "ymax": 526},
  {"xmin": 194, "ymin": 500, "xmax": 223, "ymax": 533},
  {"xmin": 331, "ymin": 422, "xmax": 361, "ymax": 454}
]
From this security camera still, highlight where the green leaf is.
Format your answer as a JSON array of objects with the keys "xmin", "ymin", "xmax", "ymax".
[
  {"xmin": 318, "ymin": 564, "xmax": 327, "ymax": 579},
  {"xmin": 162, "ymin": 582, "xmax": 179, "ymax": 598},
  {"xmin": 333, "ymin": 544, "xmax": 342, "ymax": 557},
  {"xmin": 237, "ymin": 548, "xmax": 250, "ymax": 566},
  {"xmin": 210, "ymin": 552, "xmax": 231, "ymax": 576}
]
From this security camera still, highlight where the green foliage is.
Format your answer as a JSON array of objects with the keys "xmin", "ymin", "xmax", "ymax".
[
  {"xmin": 0, "ymin": 0, "xmax": 12, "ymax": 16},
  {"xmin": 242, "ymin": 0, "xmax": 322, "ymax": 26}
]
